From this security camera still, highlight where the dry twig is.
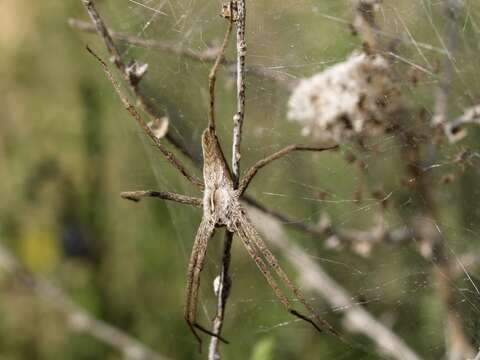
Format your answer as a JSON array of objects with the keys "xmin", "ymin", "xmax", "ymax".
[{"xmin": 68, "ymin": 17, "xmax": 294, "ymax": 87}]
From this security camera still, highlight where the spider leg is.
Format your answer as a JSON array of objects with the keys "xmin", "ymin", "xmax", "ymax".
[
  {"xmin": 184, "ymin": 217, "xmax": 229, "ymax": 350},
  {"xmin": 120, "ymin": 190, "xmax": 202, "ymax": 207},
  {"xmin": 207, "ymin": 3, "xmax": 234, "ymax": 131},
  {"xmin": 238, "ymin": 144, "xmax": 338, "ymax": 195},
  {"xmin": 86, "ymin": 46, "xmax": 204, "ymax": 190},
  {"xmin": 235, "ymin": 210, "xmax": 342, "ymax": 338},
  {"xmin": 233, "ymin": 218, "xmax": 325, "ymax": 333},
  {"xmin": 233, "ymin": 218, "xmax": 295, "ymax": 315}
]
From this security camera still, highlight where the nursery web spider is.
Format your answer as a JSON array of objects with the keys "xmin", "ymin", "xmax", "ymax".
[{"xmin": 86, "ymin": 8, "xmax": 339, "ymax": 350}]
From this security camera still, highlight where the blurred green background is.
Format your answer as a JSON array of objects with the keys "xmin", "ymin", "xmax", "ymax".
[{"xmin": 1, "ymin": 0, "xmax": 480, "ymax": 359}]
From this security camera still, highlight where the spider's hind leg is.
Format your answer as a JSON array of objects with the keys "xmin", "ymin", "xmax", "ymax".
[
  {"xmin": 235, "ymin": 211, "xmax": 342, "ymax": 339},
  {"xmin": 184, "ymin": 217, "xmax": 230, "ymax": 350}
]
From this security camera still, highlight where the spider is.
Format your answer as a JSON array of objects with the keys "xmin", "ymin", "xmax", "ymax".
[{"xmin": 85, "ymin": 5, "xmax": 340, "ymax": 350}]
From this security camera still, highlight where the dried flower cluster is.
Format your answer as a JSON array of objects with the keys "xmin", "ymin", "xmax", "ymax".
[{"xmin": 287, "ymin": 52, "xmax": 402, "ymax": 142}]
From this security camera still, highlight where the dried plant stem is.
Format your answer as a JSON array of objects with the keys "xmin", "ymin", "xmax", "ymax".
[
  {"xmin": 68, "ymin": 18, "xmax": 294, "ymax": 87},
  {"xmin": 232, "ymin": 0, "xmax": 247, "ymax": 186},
  {"xmin": 69, "ymin": 18, "xmax": 222, "ymax": 62},
  {"xmin": 209, "ymin": 2, "xmax": 246, "ymax": 358},
  {"xmin": 208, "ymin": 231, "xmax": 233, "ymax": 360},
  {"xmin": 0, "ymin": 244, "xmax": 167, "ymax": 360}
]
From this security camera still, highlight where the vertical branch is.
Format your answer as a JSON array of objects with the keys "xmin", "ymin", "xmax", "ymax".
[
  {"xmin": 232, "ymin": 0, "xmax": 247, "ymax": 186},
  {"xmin": 210, "ymin": 2, "xmax": 246, "ymax": 359},
  {"xmin": 208, "ymin": 231, "xmax": 233, "ymax": 360}
]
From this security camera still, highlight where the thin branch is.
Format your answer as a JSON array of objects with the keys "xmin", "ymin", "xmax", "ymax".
[
  {"xmin": 69, "ymin": 18, "xmax": 295, "ymax": 88},
  {"xmin": 121, "ymin": 190, "xmax": 202, "ymax": 207},
  {"xmin": 232, "ymin": 0, "xmax": 247, "ymax": 187},
  {"xmin": 85, "ymin": 45, "xmax": 204, "ymax": 189},
  {"xmin": 246, "ymin": 205, "xmax": 424, "ymax": 360},
  {"xmin": 208, "ymin": 231, "xmax": 233, "ymax": 360},
  {"xmin": 208, "ymin": 3, "xmax": 239, "ymax": 359},
  {"xmin": 239, "ymin": 144, "xmax": 338, "ymax": 195},
  {"xmin": 0, "ymin": 244, "xmax": 168, "ymax": 360},
  {"xmin": 69, "ymin": 18, "xmax": 221, "ymax": 62}
]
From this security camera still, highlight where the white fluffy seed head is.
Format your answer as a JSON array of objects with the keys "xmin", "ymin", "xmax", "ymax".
[{"xmin": 287, "ymin": 52, "xmax": 402, "ymax": 142}]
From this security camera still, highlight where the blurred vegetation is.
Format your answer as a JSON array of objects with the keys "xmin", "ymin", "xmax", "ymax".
[{"xmin": 0, "ymin": 0, "xmax": 480, "ymax": 359}]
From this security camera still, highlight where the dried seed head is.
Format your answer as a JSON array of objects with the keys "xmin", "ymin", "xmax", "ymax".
[{"xmin": 287, "ymin": 52, "xmax": 403, "ymax": 142}]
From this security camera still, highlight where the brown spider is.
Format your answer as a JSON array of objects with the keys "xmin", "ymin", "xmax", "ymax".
[{"xmin": 85, "ymin": 7, "xmax": 339, "ymax": 350}]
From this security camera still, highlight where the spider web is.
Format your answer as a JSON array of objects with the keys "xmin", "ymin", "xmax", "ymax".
[{"xmin": 104, "ymin": 1, "xmax": 480, "ymax": 359}]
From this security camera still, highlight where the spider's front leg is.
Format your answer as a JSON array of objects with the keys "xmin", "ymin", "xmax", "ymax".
[{"xmin": 238, "ymin": 144, "xmax": 338, "ymax": 195}]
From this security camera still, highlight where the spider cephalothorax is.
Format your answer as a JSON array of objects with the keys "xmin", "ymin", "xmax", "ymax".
[{"xmin": 201, "ymin": 128, "xmax": 238, "ymax": 228}]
